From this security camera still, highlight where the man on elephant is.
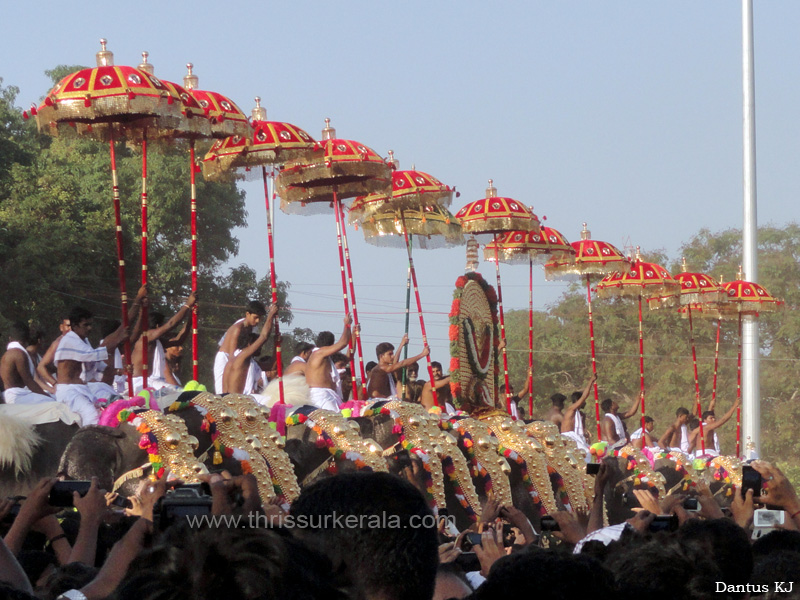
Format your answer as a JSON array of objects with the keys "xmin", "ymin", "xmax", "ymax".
[
  {"xmin": 420, "ymin": 361, "xmax": 453, "ymax": 412},
  {"xmin": 367, "ymin": 335, "xmax": 429, "ymax": 399},
  {"xmin": 688, "ymin": 398, "xmax": 740, "ymax": 457},
  {"xmin": 306, "ymin": 315, "xmax": 353, "ymax": 411},
  {"xmin": 214, "ymin": 300, "xmax": 267, "ymax": 394},
  {"xmin": 54, "ymin": 307, "xmax": 128, "ymax": 425},
  {"xmin": 630, "ymin": 415, "xmax": 657, "ymax": 449},
  {"xmin": 657, "ymin": 407, "xmax": 691, "ymax": 452},
  {"xmin": 1, "ymin": 322, "xmax": 53, "ymax": 404},
  {"xmin": 601, "ymin": 396, "xmax": 640, "ymax": 450},
  {"xmin": 284, "ymin": 342, "xmax": 314, "ymax": 377},
  {"xmin": 561, "ymin": 373, "xmax": 596, "ymax": 452},
  {"xmin": 222, "ymin": 304, "xmax": 278, "ymax": 395},
  {"xmin": 35, "ymin": 315, "xmax": 71, "ymax": 390}
]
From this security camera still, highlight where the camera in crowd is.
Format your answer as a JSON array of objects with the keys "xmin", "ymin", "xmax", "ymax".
[{"xmin": 154, "ymin": 482, "xmax": 213, "ymax": 531}]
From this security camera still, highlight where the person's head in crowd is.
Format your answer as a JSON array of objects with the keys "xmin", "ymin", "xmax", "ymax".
[
  {"xmin": 472, "ymin": 549, "xmax": 614, "ymax": 600},
  {"xmin": 433, "ymin": 563, "xmax": 471, "ymax": 600},
  {"xmin": 407, "ymin": 362, "xmax": 419, "ymax": 382},
  {"xmin": 294, "ymin": 342, "xmax": 314, "ymax": 362},
  {"xmin": 245, "ymin": 300, "xmax": 267, "ymax": 327},
  {"xmin": 39, "ymin": 563, "xmax": 98, "ymax": 600},
  {"xmin": 676, "ymin": 407, "xmax": 690, "ymax": 425},
  {"xmin": 99, "ymin": 319, "xmax": 121, "ymax": 341},
  {"xmin": 115, "ymin": 525, "xmax": 350, "ymax": 600},
  {"xmin": 750, "ymin": 551, "xmax": 800, "ymax": 596},
  {"xmin": 316, "ymin": 331, "xmax": 335, "ymax": 348},
  {"xmin": 147, "ymin": 312, "xmax": 166, "ymax": 330},
  {"xmin": 7, "ymin": 321, "xmax": 30, "ymax": 345},
  {"xmin": 605, "ymin": 536, "xmax": 721, "ymax": 600},
  {"xmin": 257, "ymin": 355, "xmax": 277, "ymax": 379},
  {"xmin": 601, "ymin": 398, "xmax": 617, "ymax": 414},
  {"xmin": 290, "ymin": 472, "xmax": 438, "ymax": 600},
  {"xmin": 677, "ymin": 518, "xmax": 753, "ymax": 598},
  {"xmin": 431, "ymin": 361, "xmax": 444, "ymax": 380},
  {"xmin": 643, "ymin": 415, "xmax": 655, "ymax": 432},
  {"xmin": 365, "ymin": 361, "xmax": 377, "ymax": 375},
  {"xmin": 551, "ymin": 393, "xmax": 567, "ymax": 410},
  {"xmin": 752, "ymin": 529, "xmax": 800, "ymax": 559}
]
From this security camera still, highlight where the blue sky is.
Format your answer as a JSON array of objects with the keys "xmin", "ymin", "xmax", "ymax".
[{"xmin": 3, "ymin": 2, "xmax": 799, "ymax": 370}]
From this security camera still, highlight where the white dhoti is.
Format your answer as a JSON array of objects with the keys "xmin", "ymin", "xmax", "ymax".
[
  {"xmin": 87, "ymin": 381, "xmax": 117, "ymax": 400},
  {"xmin": 308, "ymin": 387, "xmax": 342, "ymax": 412},
  {"xmin": 132, "ymin": 376, "xmax": 172, "ymax": 394},
  {"xmin": 213, "ymin": 351, "xmax": 228, "ymax": 394},
  {"xmin": 3, "ymin": 387, "xmax": 53, "ymax": 405},
  {"xmin": 55, "ymin": 384, "xmax": 100, "ymax": 426}
]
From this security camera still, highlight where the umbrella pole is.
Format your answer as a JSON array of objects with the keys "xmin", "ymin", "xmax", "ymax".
[
  {"xmin": 109, "ymin": 131, "xmax": 134, "ymax": 397},
  {"xmin": 637, "ymin": 296, "xmax": 646, "ymax": 436},
  {"xmin": 736, "ymin": 313, "xmax": 743, "ymax": 456},
  {"xmin": 688, "ymin": 306, "xmax": 706, "ymax": 453},
  {"xmin": 401, "ymin": 212, "xmax": 439, "ymax": 408},
  {"xmin": 586, "ymin": 275, "xmax": 601, "ymax": 440},
  {"xmin": 189, "ymin": 140, "xmax": 199, "ymax": 382},
  {"xmin": 140, "ymin": 128, "xmax": 149, "ymax": 391},
  {"xmin": 528, "ymin": 257, "xmax": 534, "ymax": 418},
  {"xmin": 331, "ymin": 189, "xmax": 358, "ymax": 403},
  {"xmin": 401, "ymin": 251, "xmax": 412, "ymax": 390},
  {"xmin": 712, "ymin": 316, "xmax": 722, "ymax": 407},
  {"xmin": 337, "ymin": 197, "xmax": 368, "ymax": 399},
  {"xmin": 493, "ymin": 237, "xmax": 512, "ymax": 416},
  {"xmin": 263, "ymin": 167, "xmax": 285, "ymax": 405}
]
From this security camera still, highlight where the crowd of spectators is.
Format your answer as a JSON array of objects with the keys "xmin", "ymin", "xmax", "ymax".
[{"xmin": 1, "ymin": 459, "xmax": 799, "ymax": 600}]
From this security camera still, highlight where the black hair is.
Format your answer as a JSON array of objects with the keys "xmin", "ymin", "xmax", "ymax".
[
  {"xmin": 677, "ymin": 518, "xmax": 753, "ymax": 595},
  {"xmin": 551, "ymin": 393, "xmax": 567, "ymax": 409},
  {"xmin": 365, "ymin": 361, "xmax": 377, "ymax": 373},
  {"xmin": 644, "ymin": 415, "xmax": 654, "ymax": 424},
  {"xmin": 296, "ymin": 342, "xmax": 314, "ymax": 356},
  {"xmin": 407, "ymin": 362, "xmax": 419, "ymax": 375},
  {"xmin": 147, "ymin": 312, "xmax": 166, "ymax": 330},
  {"xmin": 701, "ymin": 410, "xmax": 715, "ymax": 420},
  {"xmin": 8, "ymin": 321, "xmax": 30, "ymax": 344},
  {"xmin": 100, "ymin": 319, "xmax": 121, "ymax": 340},
  {"xmin": 290, "ymin": 472, "xmax": 438, "ymax": 600},
  {"xmin": 570, "ymin": 391, "xmax": 582, "ymax": 402},
  {"xmin": 316, "ymin": 331, "xmax": 335, "ymax": 347},
  {"xmin": 330, "ymin": 352, "xmax": 348, "ymax": 367},
  {"xmin": 431, "ymin": 361, "xmax": 442, "ymax": 371},
  {"xmin": 27, "ymin": 326, "xmax": 45, "ymax": 344},
  {"xmin": 676, "ymin": 407, "xmax": 690, "ymax": 417},
  {"xmin": 246, "ymin": 300, "xmax": 267, "ymax": 317},
  {"xmin": 601, "ymin": 398, "xmax": 614, "ymax": 413},
  {"xmin": 375, "ymin": 342, "xmax": 394, "ymax": 358},
  {"xmin": 68, "ymin": 307, "xmax": 93, "ymax": 328},
  {"xmin": 752, "ymin": 530, "xmax": 800, "ymax": 559},
  {"xmin": 257, "ymin": 355, "xmax": 276, "ymax": 371}
]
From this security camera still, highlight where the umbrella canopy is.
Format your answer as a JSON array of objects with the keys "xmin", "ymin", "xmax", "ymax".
[
  {"xmin": 276, "ymin": 119, "xmax": 392, "ymax": 214},
  {"xmin": 182, "ymin": 63, "xmax": 251, "ymax": 139},
  {"xmin": 202, "ymin": 97, "xmax": 318, "ymax": 182},
  {"xmin": 454, "ymin": 180, "xmax": 539, "ymax": 241},
  {"xmin": 544, "ymin": 223, "xmax": 627, "ymax": 279},
  {"xmin": 721, "ymin": 268, "xmax": 783, "ymax": 314},
  {"xmin": 483, "ymin": 225, "xmax": 575, "ymax": 265},
  {"xmin": 34, "ymin": 40, "xmax": 182, "ymax": 140},
  {"xmin": 356, "ymin": 204, "xmax": 464, "ymax": 249},
  {"xmin": 596, "ymin": 251, "xmax": 680, "ymax": 304}
]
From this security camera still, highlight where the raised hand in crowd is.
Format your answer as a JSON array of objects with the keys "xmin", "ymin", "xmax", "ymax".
[{"xmin": 474, "ymin": 522, "xmax": 505, "ymax": 577}]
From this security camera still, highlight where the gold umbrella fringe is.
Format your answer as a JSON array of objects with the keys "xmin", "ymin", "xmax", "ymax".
[
  {"xmin": 543, "ymin": 261, "xmax": 624, "ymax": 280},
  {"xmin": 646, "ymin": 294, "xmax": 680, "ymax": 310},
  {"xmin": 278, "ymin": 176, "xmax": 393, "ymax": 208},
  {"xmin": 276, "ymin": 160, "xmax": 391, "ymax": 198},
  {"xmin": 459, "ymin": 216, "xmax": 541, "ymax": 237},
  {"xmin": 362, "ymin": 220, "xmax": 464, "ymax": 249},
  {"xmin": 596, "ymin": 282, "xmax": 680, "ymax": 300},
  {"xmin": 36, "ymin": 94, "xmax": 182, "ymax": 133}
]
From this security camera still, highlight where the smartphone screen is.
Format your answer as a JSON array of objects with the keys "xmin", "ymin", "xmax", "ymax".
[
  {"xmin": 49, "ymin": 481, "xmax": 91, "ymax": 507},
  {"xmin": 741, "ymin": 465, "xmax": 762, "ymax": 499}
]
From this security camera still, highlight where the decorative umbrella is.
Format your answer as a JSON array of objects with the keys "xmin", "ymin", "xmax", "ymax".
[
  {"xmin": 352, "ymin": 156, "xmax": 461, "ymax": 406},
  {"xmin": 661, "ymin": 259, "xmax": 726, "ymax": 454},
  {"xmin": 32, "ymin": 40, "xmax": 184, "ymax": 396},
  {"xmin": 544, "ymin": 223, "xmax": 628, "ymax": 438},
  {"xmin": 202, "ymin": 98, "xmax": 317, "ymax": 405},
  {"xmin": 181, "ymin": 64, "xmax": 251, "ymax": 383},
  {"xmin": 275, "ymin": 120, "xmax": 392, "ymax": 399},
  {"xmin": 595, "ymin": 249, "xmax": 680, "ymax": 437},
  {"xmin": 720, "ymin": 268, "xmax": 782, "ymax": 455},
  {"xmin": 484, "ymin": 226, "xmax": 575, "ymax": 417},
  {"xmin": 454, "ymin": 180, "xmax": 540, "ymax": 416}
]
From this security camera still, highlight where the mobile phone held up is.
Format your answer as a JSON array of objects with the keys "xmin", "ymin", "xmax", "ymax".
[
  {"xmin": 586, "ymin": 463, "xmax": 601, "ymax": 475},
  {"xmin": 49, "ymin": 481, "xmax": 91, "ymax": 507},
  {"xmin": 741, "ymin": 465, "xmax": 762, "ymax": 499}
]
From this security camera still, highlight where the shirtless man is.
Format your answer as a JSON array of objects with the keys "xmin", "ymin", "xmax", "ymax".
[
  {"xmin": 98, "ymin": 286, "xmax": 147, "ymax": 394},
  {"xmin": 36, "ymin": 316, "xmax": 71, "ymax": 390},
  {"xmin": 306, "ymin": 315, "xmax": 353, "ymax": 411},
  {"xmin": 367, "ymin": 335, "xmax": 429, "ymax": 399},
  {"xmin": 131, "ymin": 293, "xmax": 196, "ymax": 393},
  {"xmin": 547, "ymin": 394, "xmax": 567, "ymax": 428},
  {"xmin": 688, "ymin": 398, "xmax": 740, "ymax": 457},
  {"xmin": 222, "ymin": 304, "xmax": 278, "ymax": 394},
  {"xmin": 163, "ymin": 321, "xmax": 190, "ymax": 387},
  {"xmin": 601, "ymin": 396, "xmax": 640, "ymax": 450},
  {"xmin": 630, "ymin": 416, "xmax": 657, "ymax": 449},
  {"xmin": 284, "ymin": 342, "xmax": 314, "ymax": 377},
  {"xmin": 214, "ymin": 300, "xmax": 267, "ymax": 394},
  {"xmin": 1, "ymin": 322, "xmax": 53, "ymax": 404},
  {"xmin": 499, "ymin": 369, "xmax": 533, "ymax": 419},
  {"xmin": 55, "ymin": 307, "xmax": 128, "ymax": 425},
  {"xmin": 657, "ymin": 407, "xmax": 691, "ymax": 452},
  {"xmin": 561, "ymin": 373, "xmax": 596, "ymax": 453},
  {"xmin": 420, "ymin": 361, "xmax": 453, "ymax": 411}
]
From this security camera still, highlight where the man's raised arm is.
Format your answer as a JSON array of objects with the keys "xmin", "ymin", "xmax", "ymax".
[
  {"xmin": 386, "ymin": 345, "xmax": 429, "ymax": 373},
  {"xmin": 620, "ymin": 396, "xmax": 641, "ymax": 420},
  {"xmin": 706, "ymin": 399, "xmax": 740, "ymax": 431},
  {"xmin": 315, "ymin": 314, "xmax": 353, "ymax": 359},
  {"xmin": 147, "ymin": 293, "xmax": 197, "ymax": 341}
]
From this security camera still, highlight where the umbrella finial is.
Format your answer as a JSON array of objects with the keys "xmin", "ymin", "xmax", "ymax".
[
  {"xmin": 718, "ymin": 274, "xmax": 725, "ymax": 285},
  {"xmin": 251, "ymin": 96, "xmax": 267, "ymax": 122},
  {"xmin": 737, "ymin": 265, "xmax": 744, "ymax": 280},
  {"xmin": 138, "ymin": 51, "xmax": 154, "ymax": 75},
  {"xmin": 635, "ymin": 246, "xmax": 641, "ymax": 260},
  {"xmin": 465, "ymin": 236, "xmax": 480, "ymax": 272},
  {"xmin": 96, "ymin": 38, "xmax": 114, "ymax": 67},
  {"xmin": 580, "ymin": 222, "xmax": 590, "ymax": 240},
  {"xmin": 681, "ymin": 257, "xmax": 688, "ymax": 272},
  {"xmin": 485, "ymin": 179, "xmax": 497, "ymax": 198},
  {"xmin": 322, "ymin": 118, "xmax": 336, "ymax": 140},
  {"xmin": 184, "ymin": 63, "xmax": 198, "ymax": 90},
  {"xmin": 387, "ymin": 150, "xmax": 398, "ymax": 169}
]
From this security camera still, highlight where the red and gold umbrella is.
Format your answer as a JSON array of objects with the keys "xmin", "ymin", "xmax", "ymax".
[
  {"xmin": 720, "ymin": 268, "xmax": 782, "ymax": 455},
  {"xmin": 201, "ymin": 98, "xmax": 317, "ymax": 405},
  {"xmin": 662, "ymin": 259, "xmax": 726, "ymax": 454},
  {"xmin": 32, "ymin": 40, "xmax": 184, "ymax": 396},
  {"xmin": 484, "ymin": 226, "xmax": 575, "ymax": 417},
  {"xmin": 596, "ymin": 249, "xmax": 680, "ymax": 436},
  {"xmin": 352, "ymin": 157, "xmax": 461, "ymax": 407},
  {"xmin": 455, "ymin": 180, "xmax": 540, "ymax": 416},
  {"xmin": 544, "ymin": 223, "xmax": 628, "ymax": 438},
  {"xmin": 275, "ymin": 120, "xmax": 392, "ymax": 400}
]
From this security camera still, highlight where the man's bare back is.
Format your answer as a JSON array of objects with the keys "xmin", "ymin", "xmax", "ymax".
[
  {"xmin": 1, "ymin": 348, "xmax": 41, "ymax": 392},
  {"xmin": 307, "ymin": 316, "xmax": 352, "ymax": 390}
]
